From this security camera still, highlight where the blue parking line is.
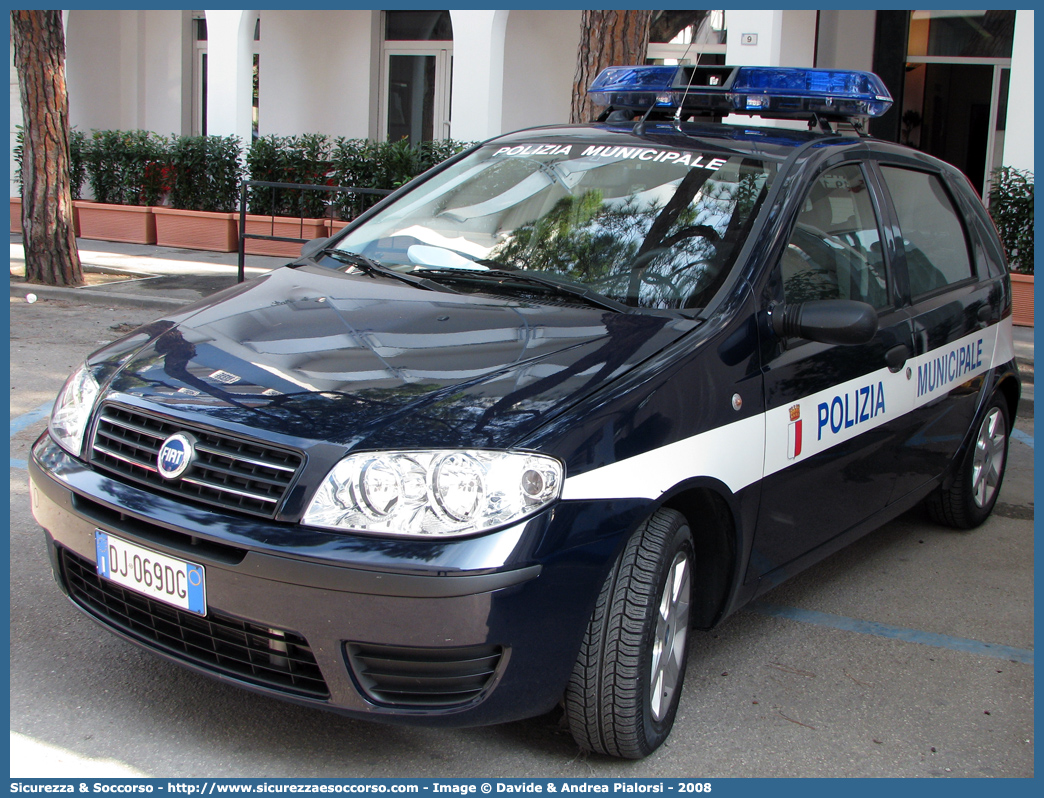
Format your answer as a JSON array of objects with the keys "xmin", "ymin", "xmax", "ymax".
[
  {"xmin": 751, "ymin": 602, "xmax": 1033, "ymax": 664},
  {"xmin": 1011, "ymin": 428, "xmax": 1033, "ymax": 449},
  {"xmin": 11, "ymin": 401, "xmax": 53, "ymax": 437},
  {"xmin": 10, "ymin": 402, "xmax": 53, "ymax": 470}
]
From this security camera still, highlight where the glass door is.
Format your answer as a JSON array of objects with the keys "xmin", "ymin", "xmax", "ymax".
[
  {"xmin": 901, "ymin": 62, "xmax": 1009, "ymax": 196},
  {"xmin": 380, "ymin": 9, "xmax": 453, "ymax": 145},
  {"xmin": 382, "ymin": 50, "xmax": 451, "ymax": 145},
  {"xmin": 902, "ymin": 10, "xmax": 1014, "ymax": 196}
]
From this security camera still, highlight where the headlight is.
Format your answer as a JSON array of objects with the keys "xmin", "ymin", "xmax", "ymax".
[
  {"xmin": 49, "ymin": 362, "xmax": 100, "ymax": 457},
  {"xmin": 302, "ymin": 450, "xmax": 563, "ymax": 537}
]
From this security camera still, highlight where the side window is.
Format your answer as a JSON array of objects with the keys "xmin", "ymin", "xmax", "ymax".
[
  {"xmin": 780, "ymin": 165, "xmax": 889, "ymax": 309},
  {"xmin": 879, "ymin": 167, "xmax": 974, "ymax": 298}
]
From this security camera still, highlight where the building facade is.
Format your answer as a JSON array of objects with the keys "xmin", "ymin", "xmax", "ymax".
[{"xmin": 9, "ymin": 8, "xmax": 1034, "ymax": 199}]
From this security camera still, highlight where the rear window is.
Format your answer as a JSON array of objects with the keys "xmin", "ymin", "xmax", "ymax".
[
  {"xmin": 334, "ymin": 141, "xmax": 776, "ymax": 311},
  {"xmin": 880, "ymin": 167, "xmax": 974, "ymax": 297}
]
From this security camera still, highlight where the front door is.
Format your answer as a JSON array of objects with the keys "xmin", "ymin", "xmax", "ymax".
[{"xmin": 750, "ymin": 162, "xmax": 915, "ymax": 579}]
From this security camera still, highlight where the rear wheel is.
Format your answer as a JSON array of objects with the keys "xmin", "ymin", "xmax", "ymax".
[
  {"xmin": 565, "ymin": 508, "xmax": 693, "ymax": 758},
  {"xmin": 925, "ymin": 396, "xmax": 1010, "ymax": 529}
]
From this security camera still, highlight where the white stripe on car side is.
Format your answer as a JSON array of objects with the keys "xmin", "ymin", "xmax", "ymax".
[{"xmin": 561, "ymin": 317, "xmax": 1011, "ymax": 501}]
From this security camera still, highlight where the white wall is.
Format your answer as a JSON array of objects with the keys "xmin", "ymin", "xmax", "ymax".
[
  {"xmin": 501, "ymin": 9, "xmax": 581, "ymax": 135},
  {"xmin": 1001, "ymin": 10, "xmax": 1033, "ymax": 173},
  {"xmin": 724, "ymin": 9, "xmax": 817, "ymax": 129},
  {"xmin": 725, "ymin": 9, "xmax": 817, "ymax": 67},
  {"xmin": 815, "ymin": 10, "xmax": 875, "ymax": 71},
  {"xmin": 448, "ymin": 10, "xmax": 509, "ymax": 142},
  {"xmin": 66, "ymin": 9, "xmax": 188, "ymax": 136},
  {"xmin": 66, "ymin": 10, "xmax": 125, "ymax": 132},
  {"xmin": 141, "ymin": 10, "xmax": 191, "ymax": 135},
  {"xmin": 260, "ymin": 10, "xmax": 376, "ymax": 139}
]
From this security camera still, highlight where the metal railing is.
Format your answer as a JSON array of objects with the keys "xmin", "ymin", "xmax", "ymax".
[{"xmin": 237, "ymin": 180, "xmax": 392, "ymax": 282}]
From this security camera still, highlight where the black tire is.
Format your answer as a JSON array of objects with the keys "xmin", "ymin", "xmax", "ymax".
[
  {"xmin": 925, "ymin": 395, "xmax": 1010, "ymax": 529},
  {"xmin": 565, "ymin": 508, "xmax": 694, "ymax": 759}
]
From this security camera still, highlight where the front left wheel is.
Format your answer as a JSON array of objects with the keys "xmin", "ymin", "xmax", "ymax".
[{"xmin": 565, "ymin": 508, "xmax": 694, "ymax": 759}]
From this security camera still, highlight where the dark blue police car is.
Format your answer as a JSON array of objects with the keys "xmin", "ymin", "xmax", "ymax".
[{"xmin": 30, "ymin": 66, "xmax": 1020, "ymax": 758}]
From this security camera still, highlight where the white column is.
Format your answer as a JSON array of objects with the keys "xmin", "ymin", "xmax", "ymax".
[
  {"xmin": 815, "ymin": 10, "xmax": 875, "ymax": 71},
  {"xmin": 1002, "ymin": 10, "xmax": 1033, "ymax": 173},
  {"xmin": 205, "ymin": 9, "xmax": 256, "ymax": 145},
  {"xmin": 448, "ymin": 10, "xmax": 509, "ymax": 142},
  {"xmin": 725, "ymin": 9, "xmax": 817, "ymax": 67},
  {"xmin": 724, "ymin": 10, "xmax": 817, "ymax": 129}
]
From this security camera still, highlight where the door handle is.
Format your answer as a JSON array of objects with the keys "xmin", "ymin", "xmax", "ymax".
[{"xmin": 885, "ymin": 344, "xmax": 910, "ymax": 372}]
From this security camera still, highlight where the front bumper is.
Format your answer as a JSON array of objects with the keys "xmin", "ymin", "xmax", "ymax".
[{"xmin": 30, "ymin": 434, "xmax": 650, "ymax": 727}]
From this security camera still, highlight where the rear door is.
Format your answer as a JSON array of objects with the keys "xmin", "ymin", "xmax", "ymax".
[{"xmin": 871, "ymin": 163, "xmax": 999, "ymax": 503}]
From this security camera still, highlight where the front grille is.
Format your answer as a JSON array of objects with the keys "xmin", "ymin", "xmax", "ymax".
[
  {"xmin": 63, "ymin": 548, "xmax": 329, "ymax": 699},
  {"xmin": 90, "ymin": 403, "xmax": 303, "ymax": 518},
  {"xmin": 346, "ymin": 642, "xmax": 502, "ymax": 707}
]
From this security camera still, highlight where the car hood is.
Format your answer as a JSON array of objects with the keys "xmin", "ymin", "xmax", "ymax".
[{"xmin": 104, "ymin": 265, "xmax": 696, "ymax": 450}]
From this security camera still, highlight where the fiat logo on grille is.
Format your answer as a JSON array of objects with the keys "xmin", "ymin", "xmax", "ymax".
[{"xmin": 157, "ymin": 432, "xmax": 196, "ymax": 480}]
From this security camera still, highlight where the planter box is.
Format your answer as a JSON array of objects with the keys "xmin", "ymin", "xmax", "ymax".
[
  {"xmin": 326, "ymin": 219, "xmax": 352, "ymax": 237},
  {"xmin": 1010, "ymin": 272, "xmax": 1033, "ymax": 327},
  {"xmin": 243, "ymin": 215, "xmax": 327, "ymax": 257},
  {"xmin": 13, "ymin": 196, "xmax": 83, "ymax": 237},
  {"xmin": 75, "ymin": 200, "xmax": 156, "ymax": 245},
  {"xmin": 154, "ymin": 207, "xmax": 238, "ymax": 252}
]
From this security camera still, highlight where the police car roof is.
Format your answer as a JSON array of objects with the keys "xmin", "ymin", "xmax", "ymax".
[{"xmin": 489, "ymin": 120, "xmax": 855, "ymax": 165}]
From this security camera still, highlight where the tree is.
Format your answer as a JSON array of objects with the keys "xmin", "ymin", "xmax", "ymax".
[
  {"xmin": 570, "ymin": 10, "xmax": 652, "ymax": 124},
  {"xmin": 11, "ymin": 10, "xmax": 83, "ymax": 286}
]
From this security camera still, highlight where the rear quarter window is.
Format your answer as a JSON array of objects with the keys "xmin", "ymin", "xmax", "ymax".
[{"xmin": 879, "ymin": 166, "xmax": 974, "ymax": 298}]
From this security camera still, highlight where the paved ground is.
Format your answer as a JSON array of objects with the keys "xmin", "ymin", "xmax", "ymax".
[{"xmin": 7, "ymin": 236, "xmax": 1035, "ymax": 778}]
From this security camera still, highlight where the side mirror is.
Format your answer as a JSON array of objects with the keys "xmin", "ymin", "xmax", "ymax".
[
  {"xmin": 771, "ymin": 299, "xmax": 878, "ymax": 346},
  {"xmin": 299, "ymin": 236, "xmax": 330, "ymax": 261}
]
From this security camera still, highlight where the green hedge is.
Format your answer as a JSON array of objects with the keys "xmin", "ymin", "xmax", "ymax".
[
  {"xmin": 329, "ymin": 138, "xmax": 469, "ymax": 220},
  {"xmin": 14, "ymin": 126, "xmax": 86, "ymax": 201},
  {"xmin": 20, "ymin": 127, "xmax": 470, "ymax": 218},
  {"xmin": 989, "ymin": 167, "xmax": 1034, "ymax": 275},
  {"xmin": 83, "ymin": 129, "xmax": 168, "ymax": 206},
  {"xmin": 247, "ymin": 134, "xmax": 471, "ymax": 220},
  {"xmin": 167, "ymin": 134, "xmax": 243, "ymax": 213},
  {"xmin": 245, "ymin": 133, "xmax": 331, "ymax": 218}
]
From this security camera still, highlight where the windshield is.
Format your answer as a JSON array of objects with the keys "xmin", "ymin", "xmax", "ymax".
[{"xmin": 331, "ymin": 139, "xmax": 775, "ymax": 311}]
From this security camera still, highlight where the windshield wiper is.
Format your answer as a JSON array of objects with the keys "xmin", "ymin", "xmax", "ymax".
[
  {"xmin": 309, "ymin": 249, "xmax": 458, "ymax": 293},
  {"xmin": 414, "ymin": 267, "xmax": 632, "ymax": 313}
]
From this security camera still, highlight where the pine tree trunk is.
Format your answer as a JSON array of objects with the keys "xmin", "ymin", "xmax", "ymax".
[
  {"xmin": 571, "ymin": 10, "xmax": 652, "ymax": 124},
  {"xmin": 11, "ymin": 10, "xmax": 83, "ymax": 286}
]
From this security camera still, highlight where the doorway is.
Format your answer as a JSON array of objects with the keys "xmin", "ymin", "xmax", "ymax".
[
  {"xmin": 382, "ymin": 49, "xmax": 451, "ymax": 145},
  {"xmin": 902, "ymin": 62, "xmax": 1009, "ymax": 196},
  {"xmin": 380, "ymin": 11, "xmax": 453, "ymax": 145},
  {"xmin": 901, "ymin": 9, "xmax": 1014, "ymax": 198}
]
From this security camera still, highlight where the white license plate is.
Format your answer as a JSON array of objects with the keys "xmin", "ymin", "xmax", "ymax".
[{"xmin": 95, "ymin": 531, "xmax": 207, "ymax": 616}]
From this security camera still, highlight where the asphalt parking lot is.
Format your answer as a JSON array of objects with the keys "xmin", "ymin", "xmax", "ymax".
[{"xmin": 9, "ymin": 294, "xmax": 1034, "ymax": 778}]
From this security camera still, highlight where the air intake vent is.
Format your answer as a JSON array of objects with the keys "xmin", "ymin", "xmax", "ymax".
[
  {"xmin": 90, "ymin": 403, "xmax": 303, "ymax": 519},
  {"xmin": 346, "ymin": 642, "xmax": 502, "ymax": 707},
  {"xmin": 63, "ymin": 548, "xmax": 329, "ymax": 699}
]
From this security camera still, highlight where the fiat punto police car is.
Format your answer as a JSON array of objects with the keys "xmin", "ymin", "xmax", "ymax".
[{"xmin": 31, "ymin": 66, "xmax": 1020, "ymax": 758}]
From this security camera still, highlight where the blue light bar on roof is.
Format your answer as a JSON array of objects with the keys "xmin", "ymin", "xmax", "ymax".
[
  {"xmin": 588, "ymin": 65, "xmax": 893, "ymax": 119},
  {"xmin": 588, "ymin": 65, "xmax": 734, "ymax": 114}
]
